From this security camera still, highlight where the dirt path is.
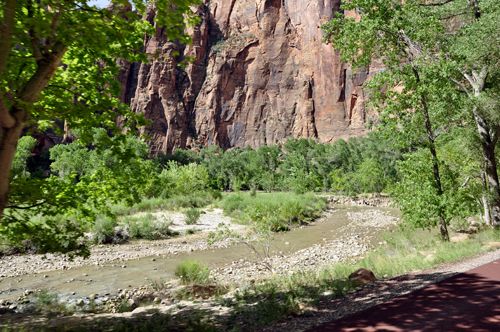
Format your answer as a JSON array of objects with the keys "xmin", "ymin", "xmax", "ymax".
[
  {"xmin": 262, "ymin": 248, "xmax": 500, "ymax": 332},
  {"xmin": 308, "ymin": 257, "xmax": 500, "ymax": 331}
]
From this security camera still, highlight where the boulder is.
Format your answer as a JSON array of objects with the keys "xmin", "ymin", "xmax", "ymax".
[
  {"xmin": 451, "ymin": 234, "xmax": 469, "ymax": 242},
  {"xmin": 348, "ymin": 268, "xmax": 376, "ymax": 286},
  {"xmin": 128, "ymin": 299, "xmax": 137, "ymax": 311},
  {"xmin": 423, "ymin": 254, "xmax": 437, "ymax": 263}
]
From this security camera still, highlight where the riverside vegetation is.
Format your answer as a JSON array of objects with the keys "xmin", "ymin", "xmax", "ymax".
[{"xmin": 2, "ymin": 225, "xmax": 500, "ymax": 331}]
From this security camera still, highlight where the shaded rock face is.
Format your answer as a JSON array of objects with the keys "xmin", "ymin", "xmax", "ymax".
[{"xmin": 118, "ymin": 0, "xmax": 381, "ymax": 155}]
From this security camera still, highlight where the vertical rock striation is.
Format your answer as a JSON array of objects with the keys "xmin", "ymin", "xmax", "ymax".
[{"xmin": 118, "ymin": 0, "xmax": 382, "ymax": 154}]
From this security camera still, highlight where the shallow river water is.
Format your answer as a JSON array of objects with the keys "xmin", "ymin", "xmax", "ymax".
[{"xmin": 0, "ymin": 205, "xmax": 400, "ymax": 301}]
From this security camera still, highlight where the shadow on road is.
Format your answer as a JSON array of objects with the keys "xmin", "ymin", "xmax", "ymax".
[{"xmin": 308, "ymin": 262, "xmax": 500, "ymax": 331}]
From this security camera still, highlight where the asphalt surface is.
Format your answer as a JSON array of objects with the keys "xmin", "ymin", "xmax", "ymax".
[{"xmin": 307, "ymin": 259, "xmax": 500, "ymax": 331}]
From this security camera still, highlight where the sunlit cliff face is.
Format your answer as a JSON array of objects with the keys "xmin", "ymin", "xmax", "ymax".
[{"xmin": 116, "ymin": 0, "xmax": 381, "ymax": 155}]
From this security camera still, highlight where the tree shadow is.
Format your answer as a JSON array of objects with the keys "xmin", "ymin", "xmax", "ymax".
[{"xmin": 308, "ymin": 263, "xmax": 500, "ymax": 331}]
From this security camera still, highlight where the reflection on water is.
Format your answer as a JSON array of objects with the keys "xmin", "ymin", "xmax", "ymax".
[{"xmin": 0, "ymin": 205, "xmax": 400, "ymax": 300}]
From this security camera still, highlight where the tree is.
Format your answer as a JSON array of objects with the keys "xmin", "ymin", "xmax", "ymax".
[
  {"xmin": 322, "ymin": 0, "xmax": 499, "ymax": 239},
  {"xmin": 0, "ymin": 0, "xmax": 200, "ymax": 254},
  {"xmin": 11, "ymin": 135, "xmax": 37, "ymax": 177},
  {"xmin": 324, "ymin": 0, "xmax": 500, "ymax": 228},
  {"xmin": 353, "ymin": 158, "xmax": 385, "ymax": 194},
  {"xmin": 395, "ymin": 150, "xmax": 478, "ymax": 233}
]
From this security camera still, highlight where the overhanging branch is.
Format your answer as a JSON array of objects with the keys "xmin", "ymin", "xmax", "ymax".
[
  {"xmin": 491, "ymin": 121, "xmax": 500, "ymax": 149},
  {"xmin": 0, "ymin": 95, "xmax": 15, "ymax": 129},
  {"xmin": 6, "ymin": 201, "xmax": 46, "ymax": 210},
  {"xmin": 449, "ymin": 77, "xmax": 471, "ymax": 97},
  {"xmin": 0, "ymin": 0, "xmax": 17, "ymax": 78},
  {"xmin": 421, "ymin": 0, "xmax": 457, "ymax": 6}
]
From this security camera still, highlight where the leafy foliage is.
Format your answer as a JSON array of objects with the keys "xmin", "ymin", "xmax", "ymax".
[
  {"xmin": 174, "ymin": 259, "xmax": 211, "ymax": 285},
  {"xmin": 184, "ymin": 208, "xmax": 201, "ymax": 225}
]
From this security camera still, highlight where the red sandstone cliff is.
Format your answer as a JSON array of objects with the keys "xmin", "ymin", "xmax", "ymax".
[{"xmin": 117, "ymin": 0, "xmax": 382, "ymax": 155}]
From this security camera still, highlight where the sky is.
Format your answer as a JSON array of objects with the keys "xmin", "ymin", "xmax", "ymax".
[{"xmin": 90, "ymin": 0, "xmax": 111, "ymax": 8}]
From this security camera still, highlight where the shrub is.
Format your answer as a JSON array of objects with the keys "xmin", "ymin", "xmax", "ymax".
[
  {"xmin": 124, "ymin": 213, "xmax": 172, "ymax": 240},
  {"xmin": 221, "ymin": 193, "xmax": 245, "ymax": 214},
  {"xmin": 28, "ymin": 290, "xmax": 73, "ymax": 315},
  {"xmin": 208, "ymin": 188, "xmax": 222, "ymax": 200},
  {"xmin": 244, "ymin": 202, "xmax": 288, "ymax": 231},
  {"xmin": 92, "ymin": 216, "xmax": 128, "ymax": 244},
  {"xmin": 184, "ymin": 208, "xmax": 201, "ymax": 225},
  {"xmin": 160, "ymin": 162, "xmax": 209, "ymax": 195},
  {"xmin": 174, "ymin": 259, "xmax": 210, "ymax": 284}
]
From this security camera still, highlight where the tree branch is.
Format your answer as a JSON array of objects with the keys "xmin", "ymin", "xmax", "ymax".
[
  {"xmin": 0, "ymin": 95, "xmax": 16, "ymax": 128},
  {"xmin": 449, "ymin": 77, "xmax": 471, "ymax": 97},
  {"xmin": 6, "ymin": 201, "xmax": 46, "ymax": 210},
  {"xmin": 491, "ymin": 121, "xmax": 500, "ymax": 149},
  {"xmin": 0, "ymin": 0, "xmax": 17, "ymax": 78},
  {"xmin": 440, "ymin": 11, "xmax": 469, "ymax": 20},
  {"xmin": 27, "ymin": 0, "xmax": 44, "ymax": 60},
  {"xmin": 421, "ymin": 0, "xmax": 456, "ymax": 6},
  {"xmin": 44, "ymin": 0, "xmax": 62, "ymax": 55}
]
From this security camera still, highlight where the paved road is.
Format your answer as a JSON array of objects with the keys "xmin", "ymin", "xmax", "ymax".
[{"xmin": 307, "ymin": 259, "xmax": 500, "ymax": 331}]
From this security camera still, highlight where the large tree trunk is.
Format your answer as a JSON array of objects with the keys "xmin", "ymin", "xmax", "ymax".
[
  {"xmin": 0, "ymin": 47, "xmax": 67, "ymax": 220},
  {"xmin": 0, "ymin": 109, "xmax": 27, "ymax": 219},
  {"xmin": 482, "ymin": 194, "xmax": 492, "ymax": 226},
  {"xmin": 418, "ymin": 76, "xmax": 449, "ymax": 241},
  {"xmin": 472, "ymin": 107, "xmax": 500, "ymax": 226}
]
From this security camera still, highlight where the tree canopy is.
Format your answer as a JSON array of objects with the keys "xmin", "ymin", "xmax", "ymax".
[
  {"xmin": 322, "ymin": 0, "xmax": 500, "ymax": 239},
  {"xmin": 0, "ymin": 0, "xmax": 200, "ymax": 256}
]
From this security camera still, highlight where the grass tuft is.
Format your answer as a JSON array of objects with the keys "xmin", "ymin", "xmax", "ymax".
[
  {"xmin": 184, "ymin": 208, "xmax": 201, "ymax": 225},
  {"xmin": 174, "ymin": 259, "xmax": 211, "ymax": 285}
]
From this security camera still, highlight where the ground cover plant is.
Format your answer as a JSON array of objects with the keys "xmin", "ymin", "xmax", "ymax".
[
  {"xmin": 217, "ymin": 192, "xmax": 328, "ymax": 229},
  {"xmin": 184, "ymin": 208, "xmax": 201, "ymax": 225},
  {"xmin": 174, "ymin": 259, "xmax": 211, "ymax": 285}
]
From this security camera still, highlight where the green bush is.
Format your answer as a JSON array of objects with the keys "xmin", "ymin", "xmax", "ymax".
[
  {"xmin": 92, "ymin": 216, "xmax": 116, "ymax": 244},
  {"xmin": 174, "ymin": 259, "xmax": 210, "ymax": 285},
  {"xmin": 279, "ymin": 200, "xmax": 304, "ymax": 224},
  {"xmin": 208, "ymin": 188, "xmax": 222, "ymax": 200},
  {"xmin": 92, "ymin": 216, "xmax": 129, "ymax": 245},
  {"xmin": 244, "ymin": 202, "xmax": 288, "ymax": 231},
  {"xmin": 220, "ymin": 193, "xmax": 245, "ymax": 214},
  {"xmin": 160, "ymin": 162, "xmax": 209, "ymax": 195},
  {"xmin": 124, "ymin": 213, "xmax": 172, "ymax": 240},
  {"xmin": 29, "ymin": 290, "xmax": 73, "ymax": 315},
  {"xmin": 184, "ymin": 208, "xmax": 201, "ymax": 225}
]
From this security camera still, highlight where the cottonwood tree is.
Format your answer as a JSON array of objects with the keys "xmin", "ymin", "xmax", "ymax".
[
  {"xmin": 323, "ymin": 0, "xmax": 499, "ymax": 238},
  {"xmin": 0, "ymin": 0, "xmax": 200, "ymax": 254}
]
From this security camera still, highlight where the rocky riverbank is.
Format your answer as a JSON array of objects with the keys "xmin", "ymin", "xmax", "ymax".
[
  {"xmin": 0, "ymin": 208, "xmax": 246, "ymax": 278},
  {"xmin": 0, "ymin": 208, "xmax": 399, "ymax": 314},
  {"xmin": 210, "ymin": 209, "xmax": 399, "ymax": 284},
  {"xmin": 328, "ymin": 195, "xmax": 396, "ymax": 207},
  {"xmin": 0, "ymin": 205, "xmax": 402, "ymax": 330}
]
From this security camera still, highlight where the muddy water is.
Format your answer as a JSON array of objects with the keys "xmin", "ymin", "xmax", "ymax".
[{"xmin": 0, "ymin": 205, "xmax": 399, "ymax": 301}]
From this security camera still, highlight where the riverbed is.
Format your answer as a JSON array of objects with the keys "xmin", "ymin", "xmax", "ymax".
[{"xmin": 0, "ymin": 205, "xmax": 400, "ymax": 303}]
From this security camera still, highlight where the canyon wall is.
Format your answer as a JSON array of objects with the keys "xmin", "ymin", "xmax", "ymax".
[{"xmin": 117, "ymin": 0, "xmax": 382, "ymax": 155}]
